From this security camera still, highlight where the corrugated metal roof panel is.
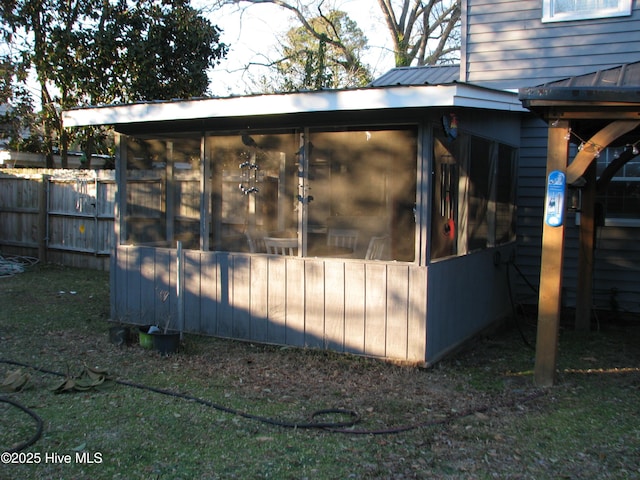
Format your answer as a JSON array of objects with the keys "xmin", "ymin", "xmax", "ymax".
[
  {"xmin": 542, "ymin": 61, "xmax": 640, "ymax": 88},
  {"xmin": 369, "ymin": 65, "xmax": 460, "ymax": 87},
  {"xmin": 520, "ymin": 61, "xmax": 640, "ymax": 105}
]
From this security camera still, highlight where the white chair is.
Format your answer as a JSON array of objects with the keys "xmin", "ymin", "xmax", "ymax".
[
  {"xmin": 245, "ymin": 231, "xmax": 266, "ymax": 253},
  {"xmin": 264, "ymin": 237, "xmax": 297, "ymax": 256},
  {"xmin": 327, "ymin": 228, "xmax": 359, "ymax": 252},
  {"xmin": 365, "ymin": 235, "xmax": 389, "ymax": 260}
]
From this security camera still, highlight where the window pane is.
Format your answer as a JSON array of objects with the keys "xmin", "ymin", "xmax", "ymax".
[
  {"xmin": 600, "ymin": 181, "xmax": 640, "ymax": 220},
  {"xmin": 307, "ymin": 127, "xmax": 417, "ymax": 261},
  {"xmin": 543, "ymin": 0, "xmax": 631, "ymax": 21},
  {"xmin": 171, "ymin": 138, "xmax": 202, "ymax": 249},
  {"xmin": 125, "ymin": 136, "xmax": 202, "ymax": 248},
  {"xmin": 466, "ymin": 137, "xmax": 493, "ymax": 251},
  {"xmin": 207, "ymin": 132, "xmax": 299, "ymax": 252},
  {"xmin": 555, "ymin": 0, "xmax": 618, "ymax": 13},
  {"xmin": 431, "ymin": 136, "xmax": 460, "ymax": 260},
  {"xmin": 125, "ymin": 138, "xmax": 168, "ymax": 246},
  {"xmin": 596, "ymin": 148, "xmax": 640, "ymax": 223},
  {"xmin": 495, "ymin": 144, "xmax": 517, "ymax": 244}
]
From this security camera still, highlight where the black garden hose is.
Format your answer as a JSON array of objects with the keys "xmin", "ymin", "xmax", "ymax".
[
  {"xmin": 1, "ymin": 358, "xmax": 546, "ymax": 449},
  {"xmin": 114, "ymin": 376, "xmax": 361, "ymax": 430},
  {"xmin": 1, "ymin": 396, "xmax": 44, "ymax": 453}
]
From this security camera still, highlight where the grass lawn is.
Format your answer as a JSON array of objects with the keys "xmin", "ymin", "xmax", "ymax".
[{"xmin": 1, "ymin": 263, "xmax": 639, "ymax": 479}]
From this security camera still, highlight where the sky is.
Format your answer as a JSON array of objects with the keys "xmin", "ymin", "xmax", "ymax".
[
  {"xmin": 201, "ymin": 1, "xmax": 397, "ymax": 96},
  {"xmin": 15, "ymin": 1, "xmax": 398, "ymax": 107}
]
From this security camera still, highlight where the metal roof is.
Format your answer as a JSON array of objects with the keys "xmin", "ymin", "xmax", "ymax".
[
  {"xmin": 519, "ymin": 61, "xmax": 640, "ymax": 105},
  {"xmin": 369, "ymin": 65, "xmax": 460, "ymax": 87},
  {"xmin": 518, "ymin": 62, "xmax": 640, "ymax": 160}
]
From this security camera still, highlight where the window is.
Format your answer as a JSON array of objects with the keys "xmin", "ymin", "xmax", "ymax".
[
  {"xmin": 307, "ymin": 127, "xmax": 417, "ymax": 261},
  {"xmin": 596, "ymin": 149, "xmax": 640, "ymax": 226},
  {"xmin": 123, "ymin": 127, "xmax": 418, "ymax": 260},
  {"xmin": 206, "ymin": 131, "xmax": 300, "ymax": 252},
  {"xmin": 125, "ymin": 135, "xmax": 202, "ymax": 249},
  {"xmin": 466, "ymin": 137, "xmax": 493, "ymax": 252},
  {"xmin": 495, "ymin": 144, "xmax": 518, "ymax": 243},
  {"xmin": 430, "ymin": 133, "xmax": 518, "ymax": 261},
  {"xmin": 542, "ymin": 0, "xmax": 632, "ymax": 22}
]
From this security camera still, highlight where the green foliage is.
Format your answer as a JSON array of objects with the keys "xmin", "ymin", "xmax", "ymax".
[
  {"xmin": 90, "ymin": 0, "xmax": 228, "ymax": 103},
  {"xmin": 0, "ymin": 55, "xmax": 40, "ymax": 151},
  {"xmin": 274, "ymin": 10, "xmax": 371, "ymax": 91},
  {"xmin": 0, "ymin": 0, "xmax": 228, "ymax": 166}
]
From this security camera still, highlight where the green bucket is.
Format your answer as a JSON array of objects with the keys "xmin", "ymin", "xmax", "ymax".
[{"xmin": 138, "ymin": 326, "xmax": 154, "ymax": 349}]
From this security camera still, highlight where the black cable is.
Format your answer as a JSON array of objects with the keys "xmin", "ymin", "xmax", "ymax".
[
  {"xmin": 506, "ymin": 261, "xmax": 536, "ymax": 350},
  {"xmin": 511, "ymin": 261, "xmax": 539, "ymax": 296},
  {"xmin": 1, "ymin": 396, "xmax": 44, "ymax": 453},
  {"xmin": 326, "ymin": 389, "xmax": 547, "ymax": 435}
]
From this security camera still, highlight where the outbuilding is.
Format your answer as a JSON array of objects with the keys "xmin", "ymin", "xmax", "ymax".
[{"xmin": 63, "ymin": 72, "xmax": 525, "ymax": 365}]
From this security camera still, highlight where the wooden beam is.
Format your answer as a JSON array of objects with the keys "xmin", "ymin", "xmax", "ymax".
[
  {"xmin": 535, "ymin": 120, "xmax": 570, "ymax": 387},
  {"xmin": 566, "ymin": 120, "xmax": 640, "ymax": 184},
  {"xmin": 575, "ymin": 162, "xmax": 596, "ymax": 332},
  {"xmin": 549, "ymin": 110, "xmax": 640, "ymax": 120}
]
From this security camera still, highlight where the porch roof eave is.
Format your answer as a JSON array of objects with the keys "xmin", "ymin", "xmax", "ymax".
[{"xmin": 62, "ymin": 83, "xmax": 526, "ymax": 129}]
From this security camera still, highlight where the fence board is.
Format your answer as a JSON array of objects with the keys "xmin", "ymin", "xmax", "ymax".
[{"xmin": 0, "ymin": 169, "xmax": 116, "ymax": 269}]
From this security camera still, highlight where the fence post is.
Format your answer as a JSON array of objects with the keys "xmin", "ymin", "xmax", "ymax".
[{"xmin": 38, "ymin": 174, "xmax": 49, "ymax": 263}]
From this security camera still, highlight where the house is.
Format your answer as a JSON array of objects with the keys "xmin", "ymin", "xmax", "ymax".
[
  {"xmin": 62, "ymin": 0, "xmax": 640, "ymax": 375},
  {"xmin": 461, "ymin": 0, "xmax": 640, "ymax": 384},
  {"xmin": 462, "ymin": 0, "xmax": 640, "ymax": 314}
]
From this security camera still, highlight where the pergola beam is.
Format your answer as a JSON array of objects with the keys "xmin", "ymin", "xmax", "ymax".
[{"xmin": 566, "ymin": 120, "xmax": 640, "ymax": 185}]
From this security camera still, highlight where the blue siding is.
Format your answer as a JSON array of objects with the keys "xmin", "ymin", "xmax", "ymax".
[
  {"xmin": 514, "ymin": 116, "xmax": 640, "ymax": 314},
  {"xmin": 513, "ymin": 115, "xmax": 547, "ymax": 304},
  {"xmin": 463, "ymin": 0, "xmax": 640, "ymax": 314},
  {"xmin": 462, "ymin": 0, "xmax": 640, "ymax": 89}
]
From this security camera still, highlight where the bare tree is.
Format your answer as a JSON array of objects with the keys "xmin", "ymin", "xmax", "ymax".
[
  {"xmin": 377, "ymin": 0, "xmax": 460, "ymax": 66},
  {"xmin": 213, "ymin": 0, "xmax": 461, "ymax": 77}
]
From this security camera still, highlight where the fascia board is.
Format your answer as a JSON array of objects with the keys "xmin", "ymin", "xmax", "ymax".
[
  {"xmin": 62, "ymin": 85, "xmax": 524, "ymax": 128},
  {"xmin": 453, "ymin": 86, "xmax": 527, "ymax": 112}
]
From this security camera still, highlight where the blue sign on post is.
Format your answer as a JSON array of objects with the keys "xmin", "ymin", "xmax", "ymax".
[{"xmin": 545, "ymin": 170, "xmax": 566, "ymax": 227}]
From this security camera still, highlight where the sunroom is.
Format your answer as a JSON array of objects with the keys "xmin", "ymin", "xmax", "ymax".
[{"xmin": 63, "ymin": 79, "xmax": 525, "ymax": 364}]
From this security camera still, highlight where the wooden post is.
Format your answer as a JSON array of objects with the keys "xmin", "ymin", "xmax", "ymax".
[
  {"xmin": 114, "ymin": 133, "xmax": 126, "ymax": 246},
  {"xmin": 575, "ymin": 162, "xmax": 596, "ymax": 331},
  {"xmin": 38, "ymin": 174, "xmax": 49, "ymax": 263},
  {"xmin": 166, "ymin": 141, "xmax": 175, "ymax": 245},
  {"xmin": 200, "ymin": 134, "xmax": 210, "ymax": 251},
  {"xmin": 534, "ymin": 120, "xmax": 570, "ymax": 387}
]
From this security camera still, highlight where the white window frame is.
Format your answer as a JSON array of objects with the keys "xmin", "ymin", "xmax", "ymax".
[
  {"xmin": 575, "ymin": 147, "xmax": 640, "ymax": 227},
  {"xmin": 542, "ymin": 0, "xmax": 632, "ymax": 23}
]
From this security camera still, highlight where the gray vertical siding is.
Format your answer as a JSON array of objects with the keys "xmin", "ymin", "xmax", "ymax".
[
  {"xmin": 463, "ymin": 0, "xmax": 640, "ymax": 89},
  {"xmin": 426, "ymin": 246, "xmax": 516, "ymax": 364},
  {"xmin": 112, "ymin": 245, "xmax": 429, "ymax": 363}
]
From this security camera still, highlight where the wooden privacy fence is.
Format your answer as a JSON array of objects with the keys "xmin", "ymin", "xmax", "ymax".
[{"xmin": 0, "ymin": 169, "xmax": 116, "ymax": 270}]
